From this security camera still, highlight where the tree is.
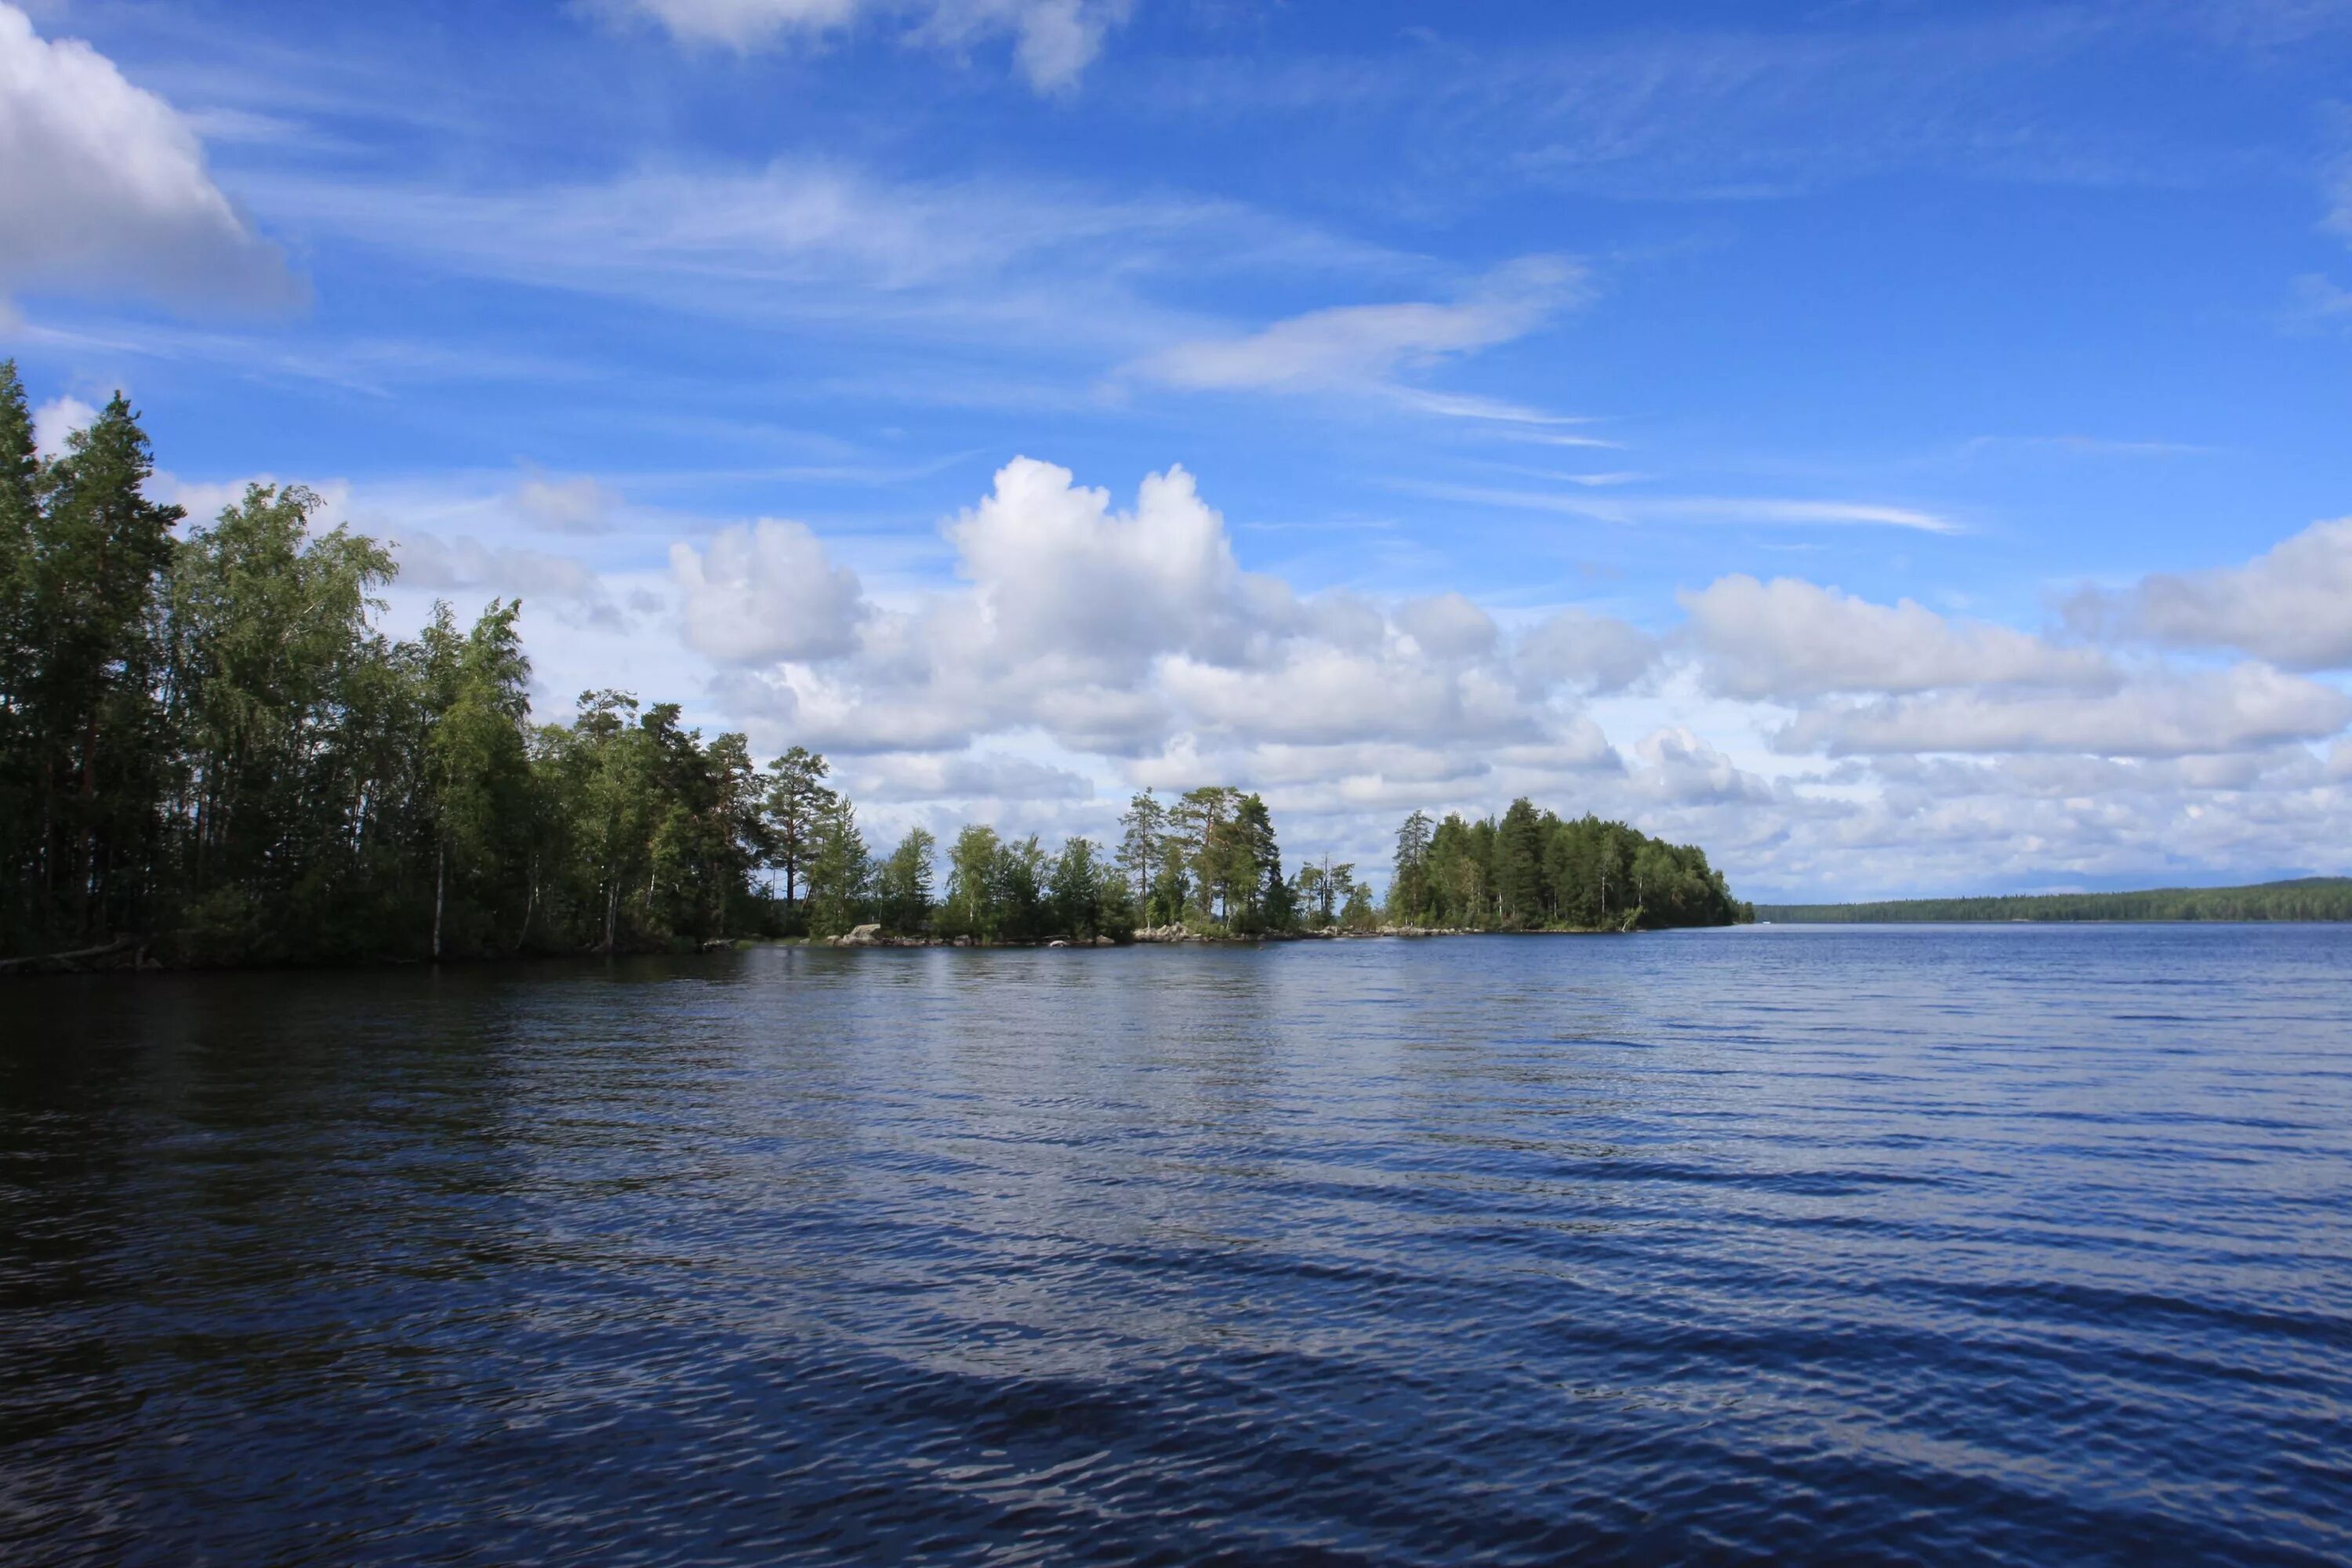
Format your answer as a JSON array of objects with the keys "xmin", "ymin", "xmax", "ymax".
[
  {"xmin": 762, "ymin": 746, "xmax": 833, "ymax": 928},
  {"xmin": 564, "ymin": 690, "xmax": 658, "ymax": 953},
  {"xmin": 1170, "ymin": 786, "xmax": 1241, "ymax": 924},
  {"xmin": 802, "ymin": 794, "xmax": 869, "ymax": 937},
  {"xmin": 1390, "ymin": 809, "xmax": 1432, "ymax": 924},
  {"xmin": 0, "ymin": 365, "xmax": 43, "ymax": 947},
  {"xmin": 1236, "ymin": 793, "xmax": 1289, "ymax": 932},
  {"xmin": 422, "ymin": 601, "xmax": 532, "ymax": 959},
  {"xmin": 1050, "ymin": 835, "xmax": 1133, "ymax": 941},
  {"xmin": 164, "ymin": 485, "xmax": 398, "ymax": 953},
  {"xmin": 1295, "ymin": 861, "xmax": 1328, "ymax": 927},
  {"xmin": 1116, "ymin": 789, "xmax": 1165, "ymax": 912},
  {"xmin": 20, "ymin": 394, "xmax": 183, "ymax": 939},
  {"xmin": 944, "ymin": 822, "xmax": 1001, "ymax": 939},
  {"xmin": 1002, "ymin": 834, "xmax": 1054, "ymax": 942},
  {"xmin": 876, "ymin": 826, "xmax": 936, "ymax": 935},
  {"xmin": 1495, "ymin": 797, "xmax": 1545, "ymax": 928}
]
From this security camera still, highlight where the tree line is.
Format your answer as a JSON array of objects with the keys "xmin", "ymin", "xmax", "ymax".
[
  {"xmin": 0, "ymin": 367, "xmax": 1747, "ymax": 964},
  {"xmin": 1757, "ymin": 878, "xmax": 2352, "ymax": 924},
  {"xmin": 1383, "ymin": 800, "xmax": 1750, "ymax": 931}
]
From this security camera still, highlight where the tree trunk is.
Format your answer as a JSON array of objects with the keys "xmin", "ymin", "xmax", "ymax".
[
  {"xmin": 514, "ymin": 855, "xmax": 537, "ymax": 954},
  {"xmin": 75, "ymin": 713, "xmax": 100, "ymax": 935},
  {"xmin": 604, "ymin": 874, "xmax": 619, "ymax": 954},
  {"xmin": 433, "ymin": 840, "xmax": 445, "ymax": 960}
]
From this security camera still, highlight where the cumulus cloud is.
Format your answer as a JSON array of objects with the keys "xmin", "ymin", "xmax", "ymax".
[
  {"xmin": 0, "ymin": 4, "xmax": 292, "ymax": 310},
  {"xmin": 643, "ymin": 462, "xmax": 2352, "ymax": 898},
  {"xmin": 846, "ymin": 750, "xmax": 1095, "ymax": 804},
  {"xmin": 1514, "ymin": 608, "xmax": 1657, "ymax": 695},
  {"xmin": 686, "ymin": 457, "xmax": 1630, "ymax": 809},
  {"xmin": 515, "ymin": 472, "xmax": 622, "ymax": 535},
  {"xmin": 1629, "ymin": 727, "xmax": 1776, "ymax": 806},
  {"xmin": 1138, "ymin": 256, "xmax": 1588, "ymax": 400},
  {"xmin": 2063, "ymin": 517, "xmax": 2352, "ymax": 670},
  {"xmin": 30, "ymin": 393, "xmax": 93, "ymax": 459},
  {"xmin": 1775, "ymin": 664, "xmax": 2352, "ymax": 758},
  {"xmin": 393, "ymin": 532, "xmax": 626, "ymax": 627},
  {"xmin": 1682, "ymin": 574, "xmax": 2111, "ymax": 700},
  {"xmin": 670, "ymin": 517, "xmax": 869, "ymax": 663},
  {"xmin": 943, "ymin": 457, "xmax": 1271, "ymax": 673},
  {"xmin": 597, "ymin": 0, "xmax": 1131, "ymax": 89}
]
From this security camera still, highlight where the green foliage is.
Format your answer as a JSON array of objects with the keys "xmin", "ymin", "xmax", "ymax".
[
  {"xmin": 1385, "ymin": 797, "xmax": 1746, "ymax": 931},
  {"xmin": 801, "ymin": 793, "xmax": 871, "ymax": 938},
  {"xmin": 762, "ymin": 745, "xmax": 833, "ymax": 932},
  {"xmin": 875, "ymin": 826, "xmax": 936, "ymax": 935},
  {"xmin": 1758, "ymin": 879, "xmax": 2352, "ymax": 924}
]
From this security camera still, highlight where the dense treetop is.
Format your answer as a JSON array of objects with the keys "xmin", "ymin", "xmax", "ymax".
[{"xmin": 0, "ymin": 366, "xmax": 1746, "ymax": 965}]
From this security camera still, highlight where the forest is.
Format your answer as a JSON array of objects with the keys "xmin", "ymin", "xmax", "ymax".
[
  {"xmin": 1758, "ymin": 878, "xmax": 2352, "ymax": 924},
  {"xmin": 0, "ymin": 367, "xmax": 1745, "ymax": 966}
]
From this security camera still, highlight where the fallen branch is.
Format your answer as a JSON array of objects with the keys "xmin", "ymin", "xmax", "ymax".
[{"xmin": 0, "ymin": 937, "xmax": 143, "ymax": 975}]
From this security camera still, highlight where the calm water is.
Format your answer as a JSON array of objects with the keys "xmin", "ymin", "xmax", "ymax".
[{"xmin": 3, "ymin": 927, "xmax": 2349, "ymax": 1566}]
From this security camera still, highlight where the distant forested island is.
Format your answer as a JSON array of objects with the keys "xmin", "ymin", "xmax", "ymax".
[
  {"xmin": 0, "ymin": 369, "xmax": 1744, "ymax": 971},
  {"xmin": 1757, "ymin": 878, "xmax": 2352, "ymax": 924}
]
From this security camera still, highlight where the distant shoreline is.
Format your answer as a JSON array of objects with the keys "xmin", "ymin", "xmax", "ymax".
[{"xmin": 1756, "ymin": 877, "xmax": 2352, "ymax": 925}]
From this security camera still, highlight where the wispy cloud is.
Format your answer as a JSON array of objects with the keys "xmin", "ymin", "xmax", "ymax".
[
  {"xmin": 1393, "ymin": 480, "xmax": 1964, "ymax": 534},
  {"xmin": 590, "ymin": 0, "xmax": 1134, "ymax": 92},
  {"xmin": 1957, "ymin": 434, "xmax": 2219, "ymax": 459},
  {"xmin": 1131, "ymin": 256, "xmax": 1589, "ymax": 403}
]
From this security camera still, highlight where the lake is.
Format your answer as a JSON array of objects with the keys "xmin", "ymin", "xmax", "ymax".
[{"xmin": 3, "ymin": 926, "xmax": 2348, "ymax": 1564}]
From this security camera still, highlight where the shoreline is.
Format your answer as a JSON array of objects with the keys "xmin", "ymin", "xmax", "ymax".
[
  {"xmin": 0, "ymin": 921, "xmax": 1665, "ymax": 978},
  {"xmin": 811, "ymin": 920, "xmax": 1646, "ymax": 949}
]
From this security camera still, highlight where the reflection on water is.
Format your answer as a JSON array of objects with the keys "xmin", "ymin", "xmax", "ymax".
[{"xmin": 4, "ymin": 927, "xmax": 2350, "ymax": 1564}]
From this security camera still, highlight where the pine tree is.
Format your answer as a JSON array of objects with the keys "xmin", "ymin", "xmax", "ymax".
[
  {"xmin": 761, "ymin": 746, "xmax": 833, "ymax": 929},
  {"xmin": 23, "ymin": 394, "xmax": 182, "ymax": 938}
]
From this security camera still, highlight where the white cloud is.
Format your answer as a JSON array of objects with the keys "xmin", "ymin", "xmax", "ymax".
[
  {"xmin": 688, "ymin": 458, "xmax": 1632, "ymax": 793},
  {"xmin": 670, "ymin": 517, "xmax": 869, "ymax": 663},
  {"xmin": 1776, "ymin": 665, "xmax": 2352, "ymax": 758},
  {"xmin": 192, "ymin": 455, "xmax": 2346, "ymax": 901},
  {"xmin": 29, "ymin": 392, "xmax": 93, "ymax": 459},
  {"xmin": 942, "ymin": 456, "xmax": 1270, "ymax": 674},
  {"xmin": 515, "ymin": 472, "xmax": 622, "ymax": 535},
  {"xmin": 393, "ymin": 532, "xmax": 626, "ymax": 627},
  {"xmin": 2293, "ymin": 272, "xmax": 2352, "ymax": 328},
  {"xmin": 1396, "ymin": 481, "xmax": 1962, "ymax": 533},
  {"xmin": 1682, "ymin": 574, "xmax": 2111, "ymax": 700},
  {"xmin": 1138, "ymin": 256, "xmax": 1588, "ymax": 398},
  {"xmin": 1395, "ymin": 592, "xmax": 1498, "ymax": 661},
  {"xmin": 598, "ymin": 0, "xmax": 1131, "ymax": 89},
  {"xmin": 845, "ymin": 749, "xmax": 1096, "ymax": 804},
  {"xmin": 236, "ymin": 156, "xmax": 1369, "ymax": 361},
  {"xmin": 1630, "ymin": 727, "xmax": 1776, "ymax": 806},
  {"xmin": 2064, "ymin": 517, "xmax": 2352, "ymax": 670},
  {"xmin": 1514, "ymin": 608, "xmax": 1657, "ymax": 695},
  {"xmin": 0, "ymin": 4, "xmax": 291, "ymax": 310}
]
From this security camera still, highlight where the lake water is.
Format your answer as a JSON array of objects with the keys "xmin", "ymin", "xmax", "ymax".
[{"xmin": 3, "ymin": 926, "xmax": 2348, "ymax": 1565}]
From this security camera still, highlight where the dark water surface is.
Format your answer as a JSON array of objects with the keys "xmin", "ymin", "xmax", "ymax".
[{"xmin": 4, "ymin": 926, "xmax": 2350, "ymax": 1565}]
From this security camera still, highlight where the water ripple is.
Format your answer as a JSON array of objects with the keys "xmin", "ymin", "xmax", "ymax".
[{"xmin": 3, "ymin": 924, "xmax": 2349, "ymax": 1565}]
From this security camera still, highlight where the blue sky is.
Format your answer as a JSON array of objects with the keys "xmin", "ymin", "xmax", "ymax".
[{"xmin": 6, "ymin": 0, "xmax": 2352, "ymax": 899}]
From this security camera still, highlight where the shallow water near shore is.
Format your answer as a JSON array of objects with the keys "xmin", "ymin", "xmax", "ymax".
[{"xmin": 4, "ymin": 925, "xmax": 2349, "ymax": 1565}]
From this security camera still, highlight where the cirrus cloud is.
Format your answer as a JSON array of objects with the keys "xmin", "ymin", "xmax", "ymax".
[{"xmin": 594, "ymin": 0, "xmax": 1132, "ymax": 90}]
